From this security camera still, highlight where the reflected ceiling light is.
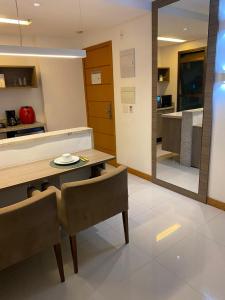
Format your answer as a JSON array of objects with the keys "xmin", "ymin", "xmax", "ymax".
[
  {"xmin": 0, "ymin": 45, "xmax": 86, "ymax": 58},
  {"xmin": 158, "ymin": 37, "xmax": 187, "ymax": 43},
  {"xmin": 33, "ymin": 2, "xmax": 41, "ymax": 7},
  {"xmin": 0, "ymin": 17, "xmax": 31, "ymax": 26},
  {"xmin": 156, "ymin": 224, "xmax": 181, "ymax": 242}
]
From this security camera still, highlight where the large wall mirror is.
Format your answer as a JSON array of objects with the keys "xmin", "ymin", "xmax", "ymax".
[{"xmin": 152, "ymin": 0, "xmax": 219, "ymax": 202}]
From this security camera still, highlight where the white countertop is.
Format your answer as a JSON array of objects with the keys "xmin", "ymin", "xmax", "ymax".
[
  {"xmin": 162, "ymin": 108, "xmax": 203, "ymax": 119},
  {"xmin": 0, "ymin": 127, "xmax": 92, "ymax": 147}
]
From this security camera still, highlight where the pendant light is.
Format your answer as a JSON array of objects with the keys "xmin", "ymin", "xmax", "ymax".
[{"xmin": 0, "ymin": 0, "xmax": 86, "ymax": 59}]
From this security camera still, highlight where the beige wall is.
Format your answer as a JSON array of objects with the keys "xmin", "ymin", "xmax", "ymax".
[
  {"xmin": 158, "ymin": 39, "xmax": 207, "ymax": 110},
  {"xmin": 82, "ymin": 13, "xmax": 152, "ymax": 174},
  {"xmin": 0, "ymin": 35, "xmax": 87, "ymax": 130}
]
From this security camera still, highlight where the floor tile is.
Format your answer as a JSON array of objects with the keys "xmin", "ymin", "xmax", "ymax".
[
  {"xmin": 196, "ymin": 212, "xmax": 225, "ymax": 246},
  {"xmin": 1, "ymin": 173, "xmax": 225, "ymax": 300},
  {"xmin": 78, "ymin": 243, "xmax": 151, "ymax": 296},
  {"xmin": 156, "ymin": 232, "xmax": 225, "ymax": 300},
  {"xmin": 152, "ymin": 195, "xmax": 222, "ymax": 225},
  {"xmin": 131, "ymin": 210, "xmax": 198, "ymax": 258},
  {"xmin": 104, "ymin": 260, "xmax": 204, "ymax": 300}
]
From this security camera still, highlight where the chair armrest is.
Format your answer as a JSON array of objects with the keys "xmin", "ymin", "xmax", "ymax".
[{"xmin": 46, "ymin": 186, "xmax": 68, "ymax": 229}]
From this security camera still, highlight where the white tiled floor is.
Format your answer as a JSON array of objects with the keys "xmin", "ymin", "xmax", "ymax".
[
  {"xmin": 1, "ymin": 174, "xmax": 225, "ymax": 300},
  {"xmin": 157, "ymin": 157, "xmax": 200, "ymax": 193}
]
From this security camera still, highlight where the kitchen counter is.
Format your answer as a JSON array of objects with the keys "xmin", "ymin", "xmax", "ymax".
[
  {"xmin": 162, "ymin": 108, "xmax": 203, "ymax": 119},
  {"xmin": 0, "ymin": 127, "xmax": 94, "ymax": 169},
  {"xmin": 0, "ymin": 122, "xmax": 45, "ymax": 134}
]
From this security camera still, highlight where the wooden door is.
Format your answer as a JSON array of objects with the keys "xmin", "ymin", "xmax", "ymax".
[{"xmin": 83, "ymin": 41, "xmax": 116, "ymax": 156}]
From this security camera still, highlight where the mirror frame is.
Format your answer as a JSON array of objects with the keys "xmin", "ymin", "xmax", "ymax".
[{"xmin": 152, "ymin": 0, "xmax": 219, "ymax": 203}]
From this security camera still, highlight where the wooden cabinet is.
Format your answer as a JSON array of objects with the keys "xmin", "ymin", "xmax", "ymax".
[
  {"xmin": 0, "ymin": 66, "xmax": 37, "ymax": 88},
  {"xmin": 158, "ymin": 68, "xmax": 170, "ymax": 82}
]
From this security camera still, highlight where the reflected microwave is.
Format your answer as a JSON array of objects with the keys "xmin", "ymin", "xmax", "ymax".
[{"xmin": 157, "ymin": 95, "xmax": 172, "ymax": 108}]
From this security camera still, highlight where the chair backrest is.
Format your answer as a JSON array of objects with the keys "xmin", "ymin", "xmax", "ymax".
[
  {"xmin": 0, "ymin": 189, "xmax": 59, "ymax": 271},
  {"xmin": 60, "ymin": 166, "xmax": 128, "ymax": 234}
]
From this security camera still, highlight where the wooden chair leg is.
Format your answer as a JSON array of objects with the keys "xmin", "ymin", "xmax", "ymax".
[
  {"xmin": 53, "ymin": 243, "xmax": 65, "ymax": 283},
  {"xmin": 69, "ymin": 235, "xmax": 78, "ymax": 274},
  {"xmin": 122, "ymin": 211, "xmax": 129, "ymax": 244}
]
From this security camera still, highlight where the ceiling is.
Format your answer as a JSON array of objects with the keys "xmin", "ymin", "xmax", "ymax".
[
  {"xmin": 0, "ymin": 0, "xmax": 150, "ymax": 38},
  {"xmin": 0, "ymin": 0, "xmax": 211, "ymax": 44},
  {"xmin": 158, "ymin": 0, "xmax": 210, "ymax": 47}
]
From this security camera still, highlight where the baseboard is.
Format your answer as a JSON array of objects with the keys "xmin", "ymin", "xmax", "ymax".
[
  {"xmin": 107, "ymin": 159, "xmax": 120, "ymax": 167},
  {"xmin": 108, "ymin": 159, "xmax": 152, "ymax": 181},
  {"xmin": 207, "ymin": 197, "xmax": 225, "ymax": 211},
  {"xmin": 127, "ymin": 167, "xmax": 152, "ymax": 181}
]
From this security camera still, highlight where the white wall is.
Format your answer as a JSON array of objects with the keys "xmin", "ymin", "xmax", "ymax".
[
  {"xmin": 158, "ymin": 39, "xmax": 207, "ymax": 110},
  {"xmin": 208, "ymin": 0, "xmax": 225, "ymax": 202},
  {"xmin": 0, "ymin": 35, "xmax": 87, "ymax": 130},
  {"xmin": 36, "ymin": 36, "xmax": 87, "ymax": 131},
  {"xmin": 83, "ymin": 14, "xmax": 152, "ymax": 174}
]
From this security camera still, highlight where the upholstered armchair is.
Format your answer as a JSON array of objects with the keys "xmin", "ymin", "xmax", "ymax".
[
  {"xmin": 48, "ymin": 165, "xmax": 129, "ymax": 273},
  {"xmin": 0, "ymin": 189, "xmax": 65, "ymax": 282}
]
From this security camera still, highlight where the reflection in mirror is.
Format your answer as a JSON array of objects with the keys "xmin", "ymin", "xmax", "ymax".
[{"xmin": 156, "ymin": 0, "xmax": 210, "ymax": 193}]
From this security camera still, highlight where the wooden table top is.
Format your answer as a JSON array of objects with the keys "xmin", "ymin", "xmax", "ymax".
[{"xmin": 0, "ymin": 149, "xmax": 114, "ymax": 190}]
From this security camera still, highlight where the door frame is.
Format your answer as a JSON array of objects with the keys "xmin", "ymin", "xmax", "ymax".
[{"xmin": 82, "ymin": 40, "xmax": 117, "ymax": 160}]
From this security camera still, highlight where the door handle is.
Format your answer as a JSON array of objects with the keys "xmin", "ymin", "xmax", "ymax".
[{"xmin": 106, "ymin": 103, "xmax": 112, "ymax": 119}]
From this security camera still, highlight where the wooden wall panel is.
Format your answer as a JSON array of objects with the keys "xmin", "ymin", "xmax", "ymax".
[
  {"xmin": 84, "ymin": 45, "xmax": 112, "ymax": 69},
  {"xmin": 94, "ymin": 132, "xmax": 116, "ymax": 152},
  {"xmin": 88, "ymin": 117, "xmax": 114, "ymax": 135},
  {"xmin": 88, "ymin": 102, "xmax": 111, "ymax": 118},
  {"xmin": 86, "ymin": 85, "xmax": 114, "ymax": 101}
]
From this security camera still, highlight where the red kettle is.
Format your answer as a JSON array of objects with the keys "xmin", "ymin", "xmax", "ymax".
[{"xmin": 19, "ymin": 106, "xmax": 36, "ymax": 124}]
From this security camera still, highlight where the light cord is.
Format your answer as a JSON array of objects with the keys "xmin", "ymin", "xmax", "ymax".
[{"xmin": 14, "ymin": 0, "xmax": 23, "ymax": 46}]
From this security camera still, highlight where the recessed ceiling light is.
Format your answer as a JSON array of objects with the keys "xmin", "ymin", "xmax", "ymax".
[
  {"xmin": 33, "ymin": 2, "xmax": 40, "ymax": 7},
  {"xmin": 0, "ymin": 17, "xmax": 32, "ymax": 26},
  {"xmin": 158, "ymin": 37, "xmax": 187, "ymax": 43},
  {"xmin": 183, "ymin": 27, "xmax": 188, "ymax": 31}
]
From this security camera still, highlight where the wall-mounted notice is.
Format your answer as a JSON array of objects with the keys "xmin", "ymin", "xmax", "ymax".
[
  {"xmin": 120, "ymin": 48, "xmax": 135, "ymax": 78},
  {"xmin": 91, "ymin": 72, "xmax": 102, "ymax": 85},
  {"xmin": 121, "ymin": 87, "xmax": 136, "ymax": 104}
]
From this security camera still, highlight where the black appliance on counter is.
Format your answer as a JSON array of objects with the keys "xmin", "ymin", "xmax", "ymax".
[
  {"xmin": 5, "ymin": 110, "xmax": 18, "ymax": 126},
  {"xmin": 157, "ymin": 95, "xmax": 172, "ymax": 108}
]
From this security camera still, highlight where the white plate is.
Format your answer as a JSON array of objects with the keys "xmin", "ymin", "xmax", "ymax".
[{"xmin": 54, "ymin": 155, "xmax": 80, "ymax": 165}]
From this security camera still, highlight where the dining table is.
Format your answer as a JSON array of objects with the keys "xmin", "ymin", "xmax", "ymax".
[{"xmin": 0, "ymin": 149, "xmax": 114, "ymax": 191}]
